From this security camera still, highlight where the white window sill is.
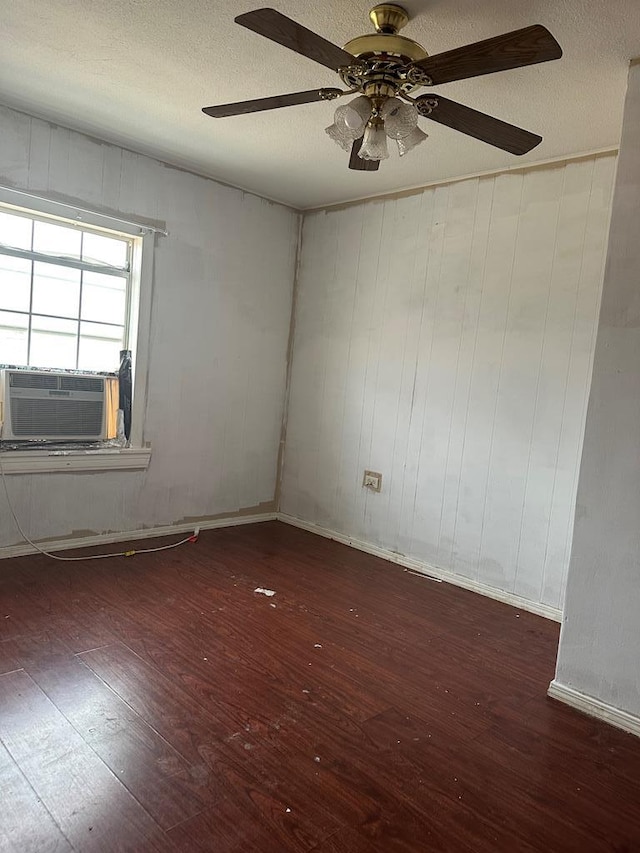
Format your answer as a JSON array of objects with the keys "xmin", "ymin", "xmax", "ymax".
[{"xmin": 0, "ymin": 447, "xmax": 151, "ymax": 475}]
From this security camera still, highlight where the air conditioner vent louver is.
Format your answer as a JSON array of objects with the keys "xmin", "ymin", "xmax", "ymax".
[
  {"xmin": 59, "ymin": 376, "xmax": 104, "ymax": 393},
  {"xmin": 0, "ymin": 369, "xmax": 107, "ymax": 441},
  {"xmin": 10, "ymin": 373, "xmax": 58, "ymax": 390},
  {"xmin": 11, "ymin": 399, "xmax": 104, "ymax": 437}
]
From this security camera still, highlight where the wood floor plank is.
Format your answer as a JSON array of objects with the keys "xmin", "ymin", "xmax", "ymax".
[
  {"xmin": 0, "ymin": 639, "xmax": 22, "ymax": 675},
  {"xmin": 79, "ymin": 641, "xmax": 232, "ymax": 759},
  {"xmin": 21, "ymin": 651, "xmax": 215, "ymax": 830},
  {"xmin": 167, "ymin": 791, "xmax": 316, "ymax": 853},
  {"xmin": 0, "ymin": 740, "xmax": 73, "ymax": 853},
  {"xmin": 0, "ymin": 669, "xmax": 175, "ymax": 852}
]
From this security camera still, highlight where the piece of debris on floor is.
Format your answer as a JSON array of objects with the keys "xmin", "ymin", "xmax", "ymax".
[
  {"xmin": 254, "ymin": 587, "xmax": 276, "ymax": 597},
  {"xmin": 403, "ymin": 567, "xmax": 442, "ymax": 582}
]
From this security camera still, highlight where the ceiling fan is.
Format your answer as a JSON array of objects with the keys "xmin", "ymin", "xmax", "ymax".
[{"xmin": 202, "ymin": 5, "xmax": 562, "ymax": 172}]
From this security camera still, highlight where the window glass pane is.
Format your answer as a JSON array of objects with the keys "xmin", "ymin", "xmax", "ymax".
[
  {"xmin": 81, "ymin": 272, "xmax": 127, "ymax": 324},
  {"xmin": 0, "ymin": 255, "xmax": 31, "ymax": 312},
  {"xmin": 30, "ymin": 315, "xmax": 78, "ymax": 370},
  {"xmin": 32, "ymin": 262, "xmax": 81, "ymax": 319},
  {"xmin": 78, "ymin": 321, "xmax": 123, "ymax": 372},
  {"xmin": 0, "ymin": 310, "xmax": 29, "ymax": 366},
  {"xmin": 33, "ymin": 220, "xmax": 82, "ymax": 259},
  {"xmin": 0, "ymin": 209, "xmax": 134, "ymax": 375},
  {"xmin": 0, "ymin": 211, "xmax": 32, "ymax": 250},
  {"xmin": 82, "ymin": 232, "xmax": 128, "ymax": 269}
]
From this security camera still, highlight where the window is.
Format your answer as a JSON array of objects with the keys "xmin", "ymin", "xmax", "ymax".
[
  {"xmin": 0, "ymin": 207, "xmax": 134, "ymax": 373},
  {"xmin": 0, "ymin": 188, "xmax": 157, "ymax": 469}
]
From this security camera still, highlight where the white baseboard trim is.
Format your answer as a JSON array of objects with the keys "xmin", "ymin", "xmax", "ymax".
[
  {"xmin": 548, "ymin": 680, "xmax": 640, "ymax": 739},
  {"xmin": 277, "ymin": 513, "xmax": 562, "ymax": 622},
  {"xmin": 0, "ymin": 512, "xmax": 277, "ymax": 560}
]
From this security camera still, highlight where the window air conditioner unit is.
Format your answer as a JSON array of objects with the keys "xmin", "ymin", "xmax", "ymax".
[{"xmin": 0, "ymin": 369, "xmax": 108, "ymax": 441}]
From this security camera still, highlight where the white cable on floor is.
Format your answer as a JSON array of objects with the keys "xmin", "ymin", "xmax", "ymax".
[{"xmin": 0, "ymin": 434, "xmax": 198, "ymax": 561}]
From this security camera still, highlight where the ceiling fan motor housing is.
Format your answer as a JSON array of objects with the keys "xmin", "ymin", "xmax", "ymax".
[
  {"xmin": 340, "ymin": 5, "xmax": 430, "ymax": 100},
  {"xmin": 343, "ymin": 4, "xmax": 429, "ymax": 64},
  {"xmin": 344, "ymin": 4, "xmax": 427, "ymax": 59}
]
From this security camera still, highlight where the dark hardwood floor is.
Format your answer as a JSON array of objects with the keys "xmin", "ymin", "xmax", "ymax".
[{"xmin": 1, "ymin": 520, "xmax": 639, "ymax": 852}]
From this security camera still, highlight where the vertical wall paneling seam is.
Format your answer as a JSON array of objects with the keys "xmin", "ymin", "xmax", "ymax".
[
  {"xmin": 407, "ymin": 187, "xmax": 450, "ymax": 558},
  {"xmin": 537, "ymin": 161, "xmax": 594, "ymax": 605},
  {"xmin": 100, "ymin": 139, "xmax": 113, "ymax": 208},
  {"xmin": 45, "ymin": 118, "xmax": 54, "ymax": 192},
  {"xmin": 450, "ymin": 177, "xmax": 496, "ymax": 574},
  {"xmin": 325, "ymin": 209, "xmax": 355, "ymax": 525},
  {"xmin": 361, "ymin": 201, "xmax": 388, "ymax": 533},
  {"xmin": 398, "ymin": 192, "xmax": 435, "ymax": 552},
  {"xmin": 332, "ymin": 208, "xmax": 366, "ymax": 517},
  {"xmin": 404, "ymin": 191, "xmax": 439, "ymax": 556},
  {"xmin": 274, "ymin": 214, "xmax": 304, "ymax": 511},
  {"xmin": 27, "ymin": 116, "xmax": 36, "ymax": 187},
  {"xmin": 354, "ymin": 206, "xmax": 386, "ymax": 530},
  {"xmin": 513, "ymin": 165, "xmax": 567, "ymax": 596},
  {"xmin": 475, "ymin": 175, "xmax": 526, "ymax": 581},
  {"xmin": 388, "ymin": 194, "xmax": 421, "ymax": 551},
  {"xmin": 385, "ymin": 193, "xmax": 424, "ymax": 549},
  {"xmin": 312, "ymin": 214, "xmax": 339, "ymax": 519},
  {"xmin": 365, "ymin": 200, "xmax": 396, "ymax": 531},
  {"xmin": 436, "ymin": 179, "xmax": 480, "ymax": 564}
]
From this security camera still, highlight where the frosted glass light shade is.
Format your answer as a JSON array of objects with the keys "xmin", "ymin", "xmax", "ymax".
[
  {"xmin": 325, "ymin": 121, "xmax": 355, "ymax": 152},
  {"xmin": 382, "ymin": 98, "xmax": 418, "ymax": 139},
  {"xmin": 358, "ymin": 121, "xmax": 389, "ymax": 161},
  {"xmin": 397, "ymin": 126, "xmax": 428, "ymax": 156},
  {"xmin": 343, "ymin": 96, "xmax": 372, "ymax": 133},
  {"xmin": 326, "ymin": 100, "xmax": 372, "ymax": 152}
]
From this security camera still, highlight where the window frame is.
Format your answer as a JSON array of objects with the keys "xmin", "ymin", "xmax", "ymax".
[{"xmin": 0, "ymin": 186, "xmax": 157, "ymax": 464}]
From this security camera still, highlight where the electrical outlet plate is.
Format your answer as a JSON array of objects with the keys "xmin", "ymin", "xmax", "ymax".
[{"xmin": 363, "ymin": 470, "xmax": 382, "ymax": 492}]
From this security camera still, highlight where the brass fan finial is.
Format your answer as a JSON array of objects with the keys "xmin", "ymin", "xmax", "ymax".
[{"xmin": 369, "ymin": 4, "xmax": 409, "ymax": 35}]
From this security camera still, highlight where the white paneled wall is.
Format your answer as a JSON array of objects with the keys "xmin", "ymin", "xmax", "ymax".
[
  {"xmin": 0, "ymin": 105, "xmax": 299, "ymax": 550},
  {"xmin": 281, "ymin": 155, "xmax": 615, "ymax": 611}
]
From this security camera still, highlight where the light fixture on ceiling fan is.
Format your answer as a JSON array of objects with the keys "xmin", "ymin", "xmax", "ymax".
[{"xmin": 202, "ymin": 5, "xmax": 562, "ymax": 172}]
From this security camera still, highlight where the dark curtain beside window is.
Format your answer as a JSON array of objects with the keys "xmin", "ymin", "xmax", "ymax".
[{"xmin": 118, "ymin": 350, "xmax": 132, "ymax": 441}]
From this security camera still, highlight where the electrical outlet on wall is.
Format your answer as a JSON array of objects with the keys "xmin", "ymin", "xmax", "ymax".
[{"xmin": 363, "ymin": 470, "xmax": 382, "ymax": 492}]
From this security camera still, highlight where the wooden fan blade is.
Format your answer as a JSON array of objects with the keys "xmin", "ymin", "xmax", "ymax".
[
  {"xmin": 348, "ymin": 137, "xmax": 380, "ymax": 171},
  {"xmin": 412, "ymin": 25, "xmax": 562, "ymax": 85},
  {"xmin": 235, "ymin": 8, "xmax": 354, "ymax": 71},
  {"xmin": 418, "ymin": 95, "xmax": 542, "ymax": 155},
  {"xmin": 202, "ymin": 88, "xmax": 343, "ymax": 117}
]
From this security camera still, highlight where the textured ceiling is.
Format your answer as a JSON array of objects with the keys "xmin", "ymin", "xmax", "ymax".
[{"xmin": 1, "ymin": 0, "xmax": 639, "ymax": 208}]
